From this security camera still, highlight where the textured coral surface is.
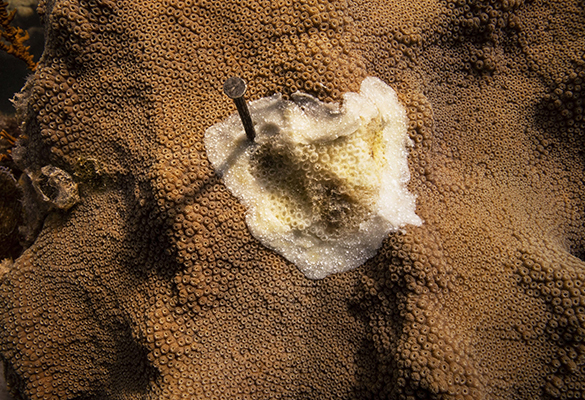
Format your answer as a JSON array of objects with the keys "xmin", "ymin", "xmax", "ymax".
[{"xmin": 0, "ymin": 0, "xmax": 584, "ymax": 399}]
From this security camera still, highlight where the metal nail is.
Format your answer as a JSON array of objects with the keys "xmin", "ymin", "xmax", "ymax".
[{"xmin": 223, "ymin": 77, "xmax": 256, "ymax": 142}]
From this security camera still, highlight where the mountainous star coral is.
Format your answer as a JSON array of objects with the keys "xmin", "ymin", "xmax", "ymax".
[{"xmin": 0, "ymin": 0, "xmax": 584, "ymax": 399}]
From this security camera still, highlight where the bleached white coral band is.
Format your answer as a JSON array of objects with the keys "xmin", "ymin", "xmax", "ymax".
[{"xmin": 205, "ymin": 77, "xmax": 422, "ymax": 279}]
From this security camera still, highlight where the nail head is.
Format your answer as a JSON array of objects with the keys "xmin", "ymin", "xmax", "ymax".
[{"xmin": 224, "ymin": 76, "xmax": 247, "ymax": 99}]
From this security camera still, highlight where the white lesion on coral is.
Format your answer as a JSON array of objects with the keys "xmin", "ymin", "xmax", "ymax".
[{"xmin": 205, "ymin": 77, "xmax": 422, "ymax": 279}]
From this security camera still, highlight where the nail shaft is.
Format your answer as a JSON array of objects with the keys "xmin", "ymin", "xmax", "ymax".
[{"xmin": 223, "ymin": 77, "xmax": 256, "ymax": 142}]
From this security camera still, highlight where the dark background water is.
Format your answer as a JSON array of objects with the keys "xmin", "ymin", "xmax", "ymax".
[{"xmin": 1, "ymin": 1, "xmax": 44, "ymax": 115}]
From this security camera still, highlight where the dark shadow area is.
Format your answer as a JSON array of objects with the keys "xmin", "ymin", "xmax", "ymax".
[{"xmin": 533, "ymin": 68, "xmax": 585, "ymax": 263}]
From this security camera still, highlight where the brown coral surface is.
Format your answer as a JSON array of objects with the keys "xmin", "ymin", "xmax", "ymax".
[{"xmin": 1, "ymin": 0, "xmax": 584, "ymax": 399}]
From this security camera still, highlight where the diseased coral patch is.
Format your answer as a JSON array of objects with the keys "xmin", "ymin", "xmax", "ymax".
[{"xmin": 205, "ymin": 77, "xmax": 422, "ymax": 279}]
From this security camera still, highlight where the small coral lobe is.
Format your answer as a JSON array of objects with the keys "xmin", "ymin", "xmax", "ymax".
[
  {"xmin": 0, "ymin": 114, "xmax": 24, "ymax": 261},
  {"xmin": 0, "ymin": 166, "xmax": 22, "ymax": 260},
  {"xmin": 27, "ymin": 165, "xmax": 80, "ymax": 210}
]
